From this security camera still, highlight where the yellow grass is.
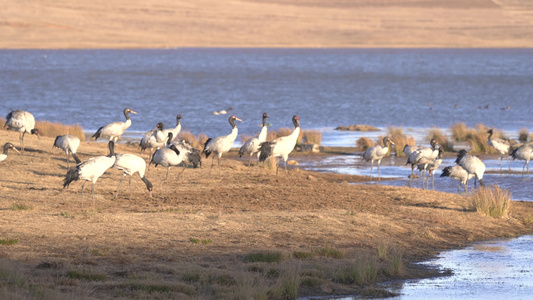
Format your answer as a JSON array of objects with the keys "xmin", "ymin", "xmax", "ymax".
[
  {"xmin": 388, "ymin": 127, "xmax": 415, "ymax": 157},
  {"xmin": 470, "ymin": 186, "xmax": 512, "ymax": 218},
  {"xmin": 302, "ymin": 130, "xmax": 322, "ymax": 145},
  {"xmin": 355, "ymin": 137, "xmax": 374, "ymax": 152},
  {"xmin": 1, "ymin": 118, "xmax": 86, "ymax": 141},
  {"xmin": 178, "ymin": 130, "xmax": 209, "ymax": 150}
]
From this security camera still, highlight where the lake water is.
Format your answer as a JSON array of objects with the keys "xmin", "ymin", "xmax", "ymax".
[{"xmin": 1, "ymin": 49, "xmax": 533, "ymax": 299}]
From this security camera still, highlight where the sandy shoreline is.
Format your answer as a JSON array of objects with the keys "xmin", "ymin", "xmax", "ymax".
[{"xmin": 0, "ymin": 129, "xmax": 532, "ymax": 298}]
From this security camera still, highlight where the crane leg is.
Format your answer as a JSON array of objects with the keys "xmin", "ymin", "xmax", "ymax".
[
  {"xmin": 116, "ymin": 174, "xmax": 125, "ymax": 198},
  {"xmin": 369, "ymin": 161, "xmax": 373, "ymax": 179},
  {"xmin": 218, "ymin": 156, "xmax": 221, "ymax": 171},
  {"xmin": 209, "ymin": 156, "xmax": 215, "ymax": 174},
  {"xmin": 165, "ymin": 167, "xmax": 170, "ymax": 180},
  {"xmin": 129, "ymin": 176, "xmax": 133, "ymax": 199},
  {"xmin": 91, "ymin": 182, "xmax": 95, "ymax": 201},
  {"xmin": 284, "ymin": 159, "xmax": 289, "ymax": 176},
  {"xmin": 81, "ymin": 181, "xmax": 87, "ymax": 201},
  {"xmin": 377, "ymin": 161, "xmax": 381, "ymax": 181},
  {"xmin": 20, "ymin": 133, "xmax": 24, "ymax": 153},
  {"xmin": 179, "ymin": 164, "xmax": 187, "ymax": 180},
  {"xmin": 248, "ymin": 155, "xmax": 252, "ymax": 167}
]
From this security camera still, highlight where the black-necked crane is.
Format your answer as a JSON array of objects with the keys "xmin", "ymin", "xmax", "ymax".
[
  {"xmin": 239, "ymin": 112, "xmax": 269, "ymax": 167},
  {"xmin": 259, "ymin": 115, "xmax": 300, "ymax": 176},
  {"xmin": 92, "ymin": 108, "xmax": 137, "ymax": 142},
  {"xmin": 53, "ymin": 135, "xmax": 82, "ymax": 168},
  {"xmin": 487, "ymin": 129, "xmax": 511, "ymax": 171},
  {"xmin": 171, "ymin": 139, "xmax": 202, "ymax": 177},
  {"xmin": 440, "ymin": 165, "xmax": 475, "ymax": 193},
  {"xmin": 0, "ymin": 142, "xmax": 20, "ymax": 162},
  {"xmin": 63, "ymin": 141, "xmax": 116, "ymax": 201},
  {"xmin": 455, "ymin": 149, "xmax": 486, "ymax": 189},
  {"xmin": 161, "ymin": 115, "xmax": 182, "ymax": 143},
  {"xmin": 403, "ymin": 144, "xmax": 418, "ymax": 158},
  {"xmin": 4, "ymin": 110, "xmax": 40, "ymax": 152},
  {"xmin": 406, "ymin": 139, "xmax": 439, "ymax": 187},
  {"xmin": 139, "ymin": 122, "xmax": 167, "ymax": 161},
  {"xmin": 114, "ymin": 153, "xmax": 153, "ymax": 199},
  {"xmin": 511, "ymin": 143, "xmax": 533, "ymax": 175},
  {"xmin": 417, "ymin": 147, "xmax": 443, "ymax": 189},
  {"xmin": 150, "ymin": 133, "xmax": 184, "ymax": 180},
  {"xmin": 362, "ymin": 136, "xmax": 395, "ymax": 180},
  {"xmin": 203, "ymin": 115, "xmax": 242, "ymax": 173}
]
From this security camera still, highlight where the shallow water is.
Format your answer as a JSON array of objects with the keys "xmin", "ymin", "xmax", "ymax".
[
  {"xmin": 1, "ymin": 49, "xmax": 532, "ymax": 144},
  {"xmin": 300, "ymin": 236, "xmax": 533, "ymax": 300}
]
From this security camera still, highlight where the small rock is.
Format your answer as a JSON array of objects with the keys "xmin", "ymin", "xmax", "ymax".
[
  {"xmin": 287, "ymin": 160, "xmax": 299, "ymax": 165},
  {"xmin": 307, "ymin": 175, "xmax": 318, "ymax": 181}
]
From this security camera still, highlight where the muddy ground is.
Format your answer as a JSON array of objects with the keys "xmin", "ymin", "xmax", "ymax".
[{"xmin": 0, "ymin": 130, "xmax": 532, "ymax": 299}]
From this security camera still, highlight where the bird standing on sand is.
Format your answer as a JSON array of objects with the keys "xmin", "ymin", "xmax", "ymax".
[
  {"xmin": 53, "ymin": 135, "xmax": 82, "ymax": 168},
  {"xmin": 487, "ymin": 129, "xmax": 511, "ymax": 171},
  {"xmin": 139, "ymin": 122, "xmax": 168, "ymax": 161},
  {"xmin": 203, "ymin": 115, "xmax": 242, "ymax": 173},
  {"xmin": 63, "ymin": 141, "xmax": 116, "ymax": 201},
  {"xmin": 511, "ymin": 143, "xmax": 533, "ymax": 175},
  {"xmin": 161, "ymin": 115, "xmax": 182, "ymax": 143},
  {"xmin": 151, "ymin": 133, "xmax": 184, "ymax": 180},
  {"xmin": 455, "ymin": 149, "xmax": 486, "ymax": 190},
  {"xmin": 0, "ymin": 142, "xmax": 20, "ymax": 162},
  {"xmin": 92, "ymin": 108, "xmax": 137, "ymax": 142},
  {"xmin": 362, "ymin": 136, "xmax": 395, "ymax": 180},
  {"xmin": 259, "ymin": 115, "xmax": 300, "ymax": 176},
  {"xmin": 4, "ymin": 110, "xmax": 40, "ymax": 152},
  {"xmin": 114, "ymin": 153, "xmax": 153, "ymax": 198},
  {"xmin": 239, "ymin": 113, "xmax": 269, "ymax": 167},
  {"xmin": 440, "ymin": 165, "xmax": 474, "ymax": 193},
  {"xmin": 170, "ymin": 139, "xmax": 202, "ymax": 174}
]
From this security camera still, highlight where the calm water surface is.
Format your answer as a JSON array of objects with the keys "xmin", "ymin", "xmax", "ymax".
[
  {"xmin": 1, "ymin": 49, "xmax": 533, "ymax": 299},
  {"xmin": 1, "ymin": 49, "xmax": 532, "ymax": 142}
]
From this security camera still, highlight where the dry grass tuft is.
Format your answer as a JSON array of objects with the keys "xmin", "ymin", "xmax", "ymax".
[
  {"xmin": 178, "ymin": 130, "xmax": 209, "ymax": 150},
  {"xmin": 451, "ymin": 123, "xmax": 510, "ymax": 154},
  {"xmin": 302, "ymin": 130, "xmax": 322, "ymax": 145},
  {"xmin": 355, "ymin": 137, "xmax": 374, "ymax": 152},
  {"xmin": 426, "ymin": 127, "xmax": 454, "ymax": 152},
  {"xmin": 388, "ymin": 127, "xmax": 416, "ymax": 157},
  {"xmin": 518, "ymin": 128, "xmax": 532, "ymax": 143},
  {"xmin": 1, "ymin": 118, "xmax": 86, "ymax": 141},
  {"xmin": 470, "ymin": 186, "xmax": 512, "ymax": 218}
]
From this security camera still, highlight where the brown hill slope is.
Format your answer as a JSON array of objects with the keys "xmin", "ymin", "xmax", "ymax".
[{"xmin": 1, "ymin": 0, "xmax": 533, "ymax": 48}]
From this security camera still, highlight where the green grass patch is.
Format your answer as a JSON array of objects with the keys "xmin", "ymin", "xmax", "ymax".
[
  {"xmin": 0, "ymin": 239, "xmax": 18, "ymax": 245},
  {"xmin": 293, "ymin": 251, "xmax": 315, "ymax": 259},
  {"xmin": 315, "ymin": 246, "xmax": 344, "ymax": 259},
  {"xmin": 11, "ymin": 203, "xmax": 33, "ymax": 211},
  {"xmin": 246, "ymin": 251, "xmax": 284, "ymax": 263},
  {"xmin": 336, "ymin": 254, "xmax": 378, "ymax": 285},
  {"xmin": 66, "ymin": 270, "xmax": 106, "ymax": 281},
  {"xmin": 122, "ymin": 282, "xmax": 196, "ymax": 296},
  {"xmin": 189, "ymin": 238, "xmax": 212, "ymax": 244}
]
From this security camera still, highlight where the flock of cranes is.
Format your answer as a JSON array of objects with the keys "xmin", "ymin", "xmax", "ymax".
[
  {"xmin": 362, "ymin": 127, "xmax": 533, "ymax": 193},
  {"xmin": 3, "ymin": 107, "xmax": 532, "ymax": 199},
  {"xmin": 2, "ymin": 108, "xmax": 301, "ymax": 201}
]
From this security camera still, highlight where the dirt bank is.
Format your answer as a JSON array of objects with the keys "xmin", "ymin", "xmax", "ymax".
[{"xmin": 0, "ymin": 128, "xmax": 532, "ymax": 298}]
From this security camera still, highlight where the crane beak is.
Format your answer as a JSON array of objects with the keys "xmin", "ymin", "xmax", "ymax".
[
  {"xmin": 130, "ymin": 110, "xmax": 138, "ymax": 114},
  {"xmin": 148, "ymin": 190, "xmax": 153, "ymax": 198},
  {"xmin": 12, "ymin": 147, "xmax": 20, "ymax": 154},
  {"xmin": 235, "ymin": 117, "xmax": 243, "ymax": 122}
]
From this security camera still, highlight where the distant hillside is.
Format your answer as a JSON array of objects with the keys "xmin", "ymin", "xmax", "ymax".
[{"xmin": 1, "ymin": 0, "xmax": 532, "ymax": 48}]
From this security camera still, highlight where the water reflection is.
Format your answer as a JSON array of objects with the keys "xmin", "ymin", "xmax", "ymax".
[{"xmin": 298, "ymin": 155, "xmax": 533, "ymax": 201}]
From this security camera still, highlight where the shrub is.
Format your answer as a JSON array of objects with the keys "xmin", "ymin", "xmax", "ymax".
[
  {"xmin": 426, "ymin": 127, "xmax": 454, "ymax": 152},
  {"xmin": 1, "ymin": 118, "xmax": 86, "ymax": 141},
  {"xmin": 178, "ymin": 130, "xmax": 209, "ymax": 150},
  {"xmin": 518, "ymin": 128, "xmax": 529, "ymax": 143},
  {"xmin": 315, "ymin": 246, "xmax": 344, "ymax": 259},
  {"xmin": 336, "ymin": 254, "xmax": 378, "ymax": 285},
  {"xmin": 355, "ymin": 137, "xmax": 374, "ymax": 152},
  {"xmin": 388, "ymin": 127, "xmax": 416, "ymax": 157},
  {"xmin": 302, "ymin": 130, "xmax": 322, "ymax": 145},
  {"xmin": 470, "ymin": 185, "xmax": 512, "ymax": 218}
]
